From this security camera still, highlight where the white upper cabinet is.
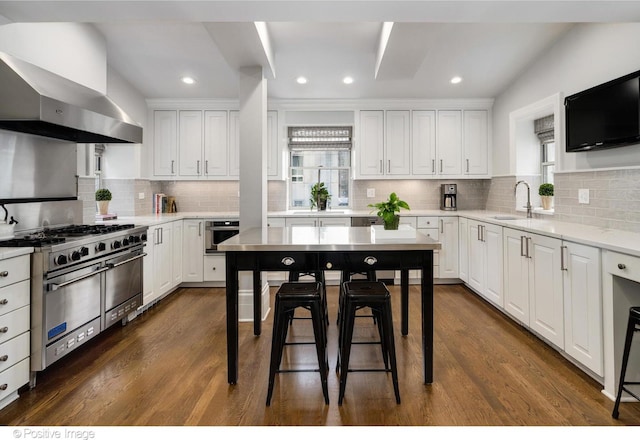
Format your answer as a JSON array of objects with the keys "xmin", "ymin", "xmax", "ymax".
[
  {"xmin": 178, "ymin": 110, "xmax": 203, "ymax": 177},
  {"xmin": 412, "ymin": 110, "xmax": 436, "ymax": 176},
  {"xmin": 203, "ymin": 110, "xmax": 229, "ymax": 177},
  {"xmin": 463, "ymin": 110, "xmax": 489, "ymax": 175},
  {"xmin": 358, "ymin": 110, "xmax": 386, "ymax": 176},
  {"xmin": 437, "ymin": 110, "xmax": 463, "ymax": 176},
  {"xmin": 153, "ymin": 110, "xmax": 178, "ymax": 177},
  {"xmin": 385, "ymin": 110, "xmax": 411, "ymax": 175},
  {"xmin": 358, "ymin": 110, "xmax": 410, "ymax": 177}
]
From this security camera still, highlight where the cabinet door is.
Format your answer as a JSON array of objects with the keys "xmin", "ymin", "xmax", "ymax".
[
  {"xmin": 439, "ymin": 217, "xmax": 459, "ymax": 278},
  {"xmin": 172, "ymin": 221, "xmax": 183, "ymax": 287},
  {"xmin": 153, "ymin": 110, "xmax": 177, "ymax": 176},
  {"xmin": 412, "ymin": 110, "xmax": 437, "ymax": 175},
  {"xmin": 458, "ymin": 217, "xmax": 469, "ymax": 283},
  {"xmin": 203, "ymin": 110, "xmax": 228, "ymax": 177},
  {"xmin": 319, "ymin": 217, "xmax": 350, "ymax": 227},
  {"xmin": 358, "ymin": 110, "xmax": 385, "ymax": 176},
  {"xmin": 503, "ymin": 228, "xmax": 529, "ymax": 325},
  {"xmin": 153, "ymin": 224, "xmax": 173, "ymax": 297},
  {"xmin": 483, "ymin": 222, "xmax": 503, "ymax": 307},
  {"xmin": 178, "ymin": 110, "xmax": 203, "ymax": 176},
  {"xmin": 562, "ymin": 242, "xmax": 602, "ymax": 375},
  {"xmin": 204, "ymin": 254, "xmax": 226, "ymax": 282},
  {"xmin": 385, "ymin": 110, "xmax": 410, "ymax": 175},
  {"xmin": 285, "ymin": 217, "xmax": 318, "ymax": 227},
  {"xmin": 467, "ymin": 220, "xmax": 485, "ymax": 294},
  {"xmin": 267, "ymin": 111, "xmax": 279, "ymax": 178},
  {"xmin": 143, "ymin": 226, "xmax": 156, "ymax": 305},
  {"xmin": 529, "ymin": 233, "xmax": 564, "ymax": 348},
  {"xmin": 228, "ymin": 110, "xmax": 240, "ymax": 177},
  {"xmin": 463, "ymin": 110, "xmax": 489, "ymax": 175},
  {"xmin": 183, "ymin": 220, "xmax": 204, "ymax": 283},
  {"xmin": 437, "ymin": 110, "xmax": 462, "ymax": 175}
]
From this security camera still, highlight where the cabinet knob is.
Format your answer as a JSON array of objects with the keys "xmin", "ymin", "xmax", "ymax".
[
  {"xmin": 0, "ymin": 327, "xmax": 7, "ymax": 333},
  {"xmin": 281, "ymin": 257, "xmax": 295, "ymax": 266},
  {"xmin": 618, "ymin": 263, "xmax": 627, "ymax": 270},
  {"xmin": 0, "ymin": 355, "xmax": 7, "ymax": 362},
  {"xmin": 0, "ymin": 384, "xmax": 7, "ymax": 391},
  {"xmin": 0, "ymin": 271, "xmax": 8, "ymax": 278},
  {"xmin": 211, "ymin": 267, "xmax": 216, "ymax": 271},
  {"xmin": 326, "ymin": 262, "xmax": 333, "ymax": 269},
  {"xmin": 364, "ymin": 256, "xmax": 378, "ymax": 265},
  {"xmin": 0, "ymin": 299, "xmax": 7, "ymax": 305}
]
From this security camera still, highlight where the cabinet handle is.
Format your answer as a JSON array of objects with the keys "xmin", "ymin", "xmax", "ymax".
[
  {"xmin": 388, "ymin": 159, "xmax": 391, "ymax": 173},
  {"xmin": 0, "ymin": 355, "xmax": 7, "ymax": 362},
  {"xmin": 205, "ymin": 160, "xmax": 209, "ymax": 175},
  {"xmin": 440, "ymin": 159, "xmax": 443, "ymax": 173},
  {"xmin": 197, "ymin": 160, "xmax": 200, "ymax": 174},
  {"xmin": 211, "ymin": 267, "xmax": 217, "ymax": 271},
  {"xmin": 171, "ymin": 160, "xmax": 175, "ymax": 174},
  {"xmin": 520, "ymin": 236, "xmax": 526, "ymax": 257},
  {"xmin": 0, "ymin": 327, "xmax": 7, "ymax": 333},
  {"xmin": 0, "ymin": 299, "xmax": 7, "ymax": 305},
  {"xmin": 618, "ymin": 263, "xmax": 627, "ymax": 270},
  {"xmin": 281, "ymin": 256, "xmax": 296, "ymax": 266},
  {"xmin": 561, "ymin": 246, "xmax": 568, "ymax": 271},
  {"xmin": 0, "ymin": 384, "xmax": 7, "ymax": 391},
  {"xmin": 478, "ymin": 226, "xmax": 482, "ymax": 242},
  {"xmin": 526, "ymin": 237, "xmax": 532, "ymax": 259},
  {"xmin": 432, "ymin": 159, "xmax": 435, "ymax": 173},
  {"xmin": 379, "ymin": 160, "xmax": 383, "ymax": 173},
  {"xmin": 466, "ymin": 159, "xmax": 470, "ymax": 173},
  {"xmin": 440, "ymin": 219, "xmax": 444, "ymax": 234},
  {"xmin": 364, "ymin": 256, "xmax": 378, "ymax": 265},
  {"xmin": 198, "ymin": 222, "xmax": 202, "ymax": 237},
  {"xmin": 0, "ymin": 271, "xmax": 7, "ymax": 278}
]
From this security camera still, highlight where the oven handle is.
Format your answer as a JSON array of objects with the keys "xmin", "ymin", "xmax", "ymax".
[
  {"xmin": 107, "ymin": 253, "xmax": 147, "ymax": 269},
  {"xmin": 49, "ymin": 266, "xmax": 109, "ymax": 291}
]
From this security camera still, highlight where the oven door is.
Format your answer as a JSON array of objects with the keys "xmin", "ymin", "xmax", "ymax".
[
  {"xmin": 104, "ymin": 248, "xmax": 145, "ymax": 328},
  {"xmin": 44, "ymin": 263, "xmax": 105, "ymax": 345}
]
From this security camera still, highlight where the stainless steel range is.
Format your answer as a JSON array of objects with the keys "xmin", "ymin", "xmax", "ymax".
[{"xmin": 0, "ymin": 223, "xmax": 148, "ymax": 386}]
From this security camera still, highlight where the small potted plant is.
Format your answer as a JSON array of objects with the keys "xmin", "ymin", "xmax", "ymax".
[
  {"xmin": 95, "ymin": 188, "xmax": 112, "ymax": 215},
  {"xmin": 310, "ymin": 182, "xmax": 331, "ymax": 211},
  {"xmin": 539, "ymin": 183, "xmax": 554, "ymax": 210},
  {"xmin": 368, "ymin": 192, "xmax": 410, "ymax": 230}
]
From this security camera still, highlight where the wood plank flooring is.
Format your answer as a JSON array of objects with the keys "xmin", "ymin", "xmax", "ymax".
[{"xmin": 1, "ymin": 283, "xmax": 639, "ymax": 426}]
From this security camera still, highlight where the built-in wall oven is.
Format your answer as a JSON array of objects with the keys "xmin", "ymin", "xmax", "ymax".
[{"xmin": 204, "ymin": 220, "xmax": 239, "ymax": 253}]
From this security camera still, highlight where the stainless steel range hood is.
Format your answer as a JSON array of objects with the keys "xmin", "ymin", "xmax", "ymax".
[{"xmin": 0, "ymin": 51, "xmax": 142, "ymax": 144}]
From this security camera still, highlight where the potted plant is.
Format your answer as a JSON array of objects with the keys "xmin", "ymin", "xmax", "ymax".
[
  {"xmin": 310, "ymin": 182, "xmax": 331, "ymax": 211},
  {"xmin": 95, "ymin": 188, "xmax": 112, "ymax": 215},
  {"xmin": 368, "ymin": 192, "xmax": 410, "ymax": 230},
  {"xmin": 539, "ymin": 183, "xmax": 554, "ymax": 210}
]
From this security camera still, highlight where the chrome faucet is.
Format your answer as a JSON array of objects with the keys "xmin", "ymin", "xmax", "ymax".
[{"xmin": 514, "ymin": 180, "xmax": 533, "ymax": 218}]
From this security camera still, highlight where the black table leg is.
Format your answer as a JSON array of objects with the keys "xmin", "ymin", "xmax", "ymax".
[
  {"xmin": 422, "ymin": 251, "xmax": 434, "ymax": 384},
  {"xmin": 226, "ymin": 252, "xmax": 239, "ymax": 384},
  {"xmin": 253, "ymin": 270, "xmax": 262, "ymax": 336},
  {"xmin": 401, "ymin": 269, "xmax": 409, "ymax": 336}
]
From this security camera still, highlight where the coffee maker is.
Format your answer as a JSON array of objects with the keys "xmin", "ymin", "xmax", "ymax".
[{"xmin": 441, "ymin": 184, "xmax": 457, "ymax": 211}]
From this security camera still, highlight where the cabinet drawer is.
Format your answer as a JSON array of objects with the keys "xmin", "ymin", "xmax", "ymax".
[
  {"xmin": 0, "ymin": 358, "xmax": 29, "ymax": 402},
  {"xmin": 0, "ymin": 255, "xmax": 29, "ymax": 289},
  {"xmin": 204, "ymin": 254, "xmax": 226, "ymax": 282},
  {"xmin": 603, "ymin": 250, "xmax": 640, "ymax": 283},
  {"xmin": 256, "ymin": 252, "xmax": 319, "ymax": 272},
  {"xmin": 417, "ymin": 217, "xmax": 439, "ymax": 229},
  {"xmin": 320, "ymin": 251, "xmax": 426, "ymax": 271},
  {"xmin": 0, "ymin": 332, "xmax": 29, "ymax": 374},
  {"xmin": 418, "ymin": 228, "xmax": 440, "ymax": 241},
  {"xmin": 0, "ymin": 306, "xmax": 29, "ymax": 345},
  {"xmin": 0, "ymin": 280, "xmax": 30, "ymax": 316}
]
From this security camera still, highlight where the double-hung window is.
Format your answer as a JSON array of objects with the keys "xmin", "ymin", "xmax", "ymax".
[
  {"xmin": 288, "ymin": 126, "xmax": 352, "ymax": 209},
  {"xmin": 535, "ymin": 115, "xmax": 555, "ymax": 185}
]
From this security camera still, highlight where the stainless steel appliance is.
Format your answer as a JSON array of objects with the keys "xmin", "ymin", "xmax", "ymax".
[
  {"xmin": 0, "ymin": 223, "xmax": 148, "ymax": 386},
  {"xmin": 441, "ymin": 183, "xmax": 457, "ymax": 211},
  {"xmin": 204, "ymin": 220, "xmax": 239, "ymax": 253}
]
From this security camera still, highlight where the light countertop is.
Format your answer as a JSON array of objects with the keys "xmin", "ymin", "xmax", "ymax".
[{"xmin": 0, "ymin": 247, "xmax": 33, "ymax": 260}]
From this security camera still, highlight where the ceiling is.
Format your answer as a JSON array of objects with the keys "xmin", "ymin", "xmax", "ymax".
[{"xmin": 1, "ymin": 1, "xmax": 640, "ymax": 101}]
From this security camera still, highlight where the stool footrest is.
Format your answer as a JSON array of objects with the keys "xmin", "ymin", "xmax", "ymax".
[
  {"xmin": 346, "ymin": 368, "xmax": 392, "ymax": 373},
  {"xmin": 278, "ymin": 368, "xmax": 322, "ymax": 373}
]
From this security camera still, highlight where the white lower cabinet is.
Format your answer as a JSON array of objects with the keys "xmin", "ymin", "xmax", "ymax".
[
  {"xmin": 467, "ymin": 220, "xmax": 503, "ymax": 307},
  {"xmin": 503, "ymin": 228, "xmax": 564, "ymax": 348},
  {"xmin": 562, "ymin": 241, "xmax": 602, "ymax": 375},
  {"xmin": 285, "ymin": 217, "xmax": 350, "ymax": 227},
  {"xmin": 458, "ymin": 217, "xmax": 469, "ymax": 283},
  {"xmin": 144, "ymin": 220, "xmax": 182, "ymax": 305},
  {"xmin": 438, "ymin": 217, "xmax": 459, "ymax": 279},
  {"xmin": 204, "ymin": 254, "xmax": 226, "ymax": 282},
  {"xmin": 183, "ymin": 220, "xmax": 204, "ymax": 283}
]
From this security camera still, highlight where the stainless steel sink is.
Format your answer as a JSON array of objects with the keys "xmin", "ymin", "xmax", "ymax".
[{"xmin": 492, "ymin": 215, "xmax": 520, "ymax": 220}]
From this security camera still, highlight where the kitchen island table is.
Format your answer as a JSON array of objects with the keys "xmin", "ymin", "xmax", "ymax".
[{"xmin": 218, "ymin": 226, "xmax": 441, "ymax": 385}]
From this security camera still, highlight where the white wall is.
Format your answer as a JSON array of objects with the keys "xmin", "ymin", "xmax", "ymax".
[
  {"xmin": 0, "ymin": 23, "xmax": 107, "ymax": 93},
  {"xmin": 492, "ymin": 23, "xmax": 640, "ymax": 175}
]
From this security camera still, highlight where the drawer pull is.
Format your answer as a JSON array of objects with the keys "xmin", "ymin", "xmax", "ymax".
[
  {"xmin": 0, "ymin": 299, "xmax": 7, "ymax": 305},
  {"xmin": 364, "ymin": 256, "xmax": 378, "ymax": 265},
  {"xmin": 281, "ymin": 257, "xmax": 295, "ymax": 266},
  {"xmin": 0, "ymin": 384, "xmax": 7, "ymax": 391},
  {"xmin": 325, "ymin": 262, "xmax": 333, "ymax": 269},
  {"xmin": 211, "ymin": 267, "xmax": 217, "ymax": 271},
  {"xmin": 0, "ymin": 271, "xmax": 8, "ymax": 278},
  {"xmin": 618, "ymin": 263, "xmax": 627, "ymax": 270},
  {"xmin": 0, "ymin": 327, "xmax": 7, "ymax": 333},
  {"xmin": 0, "ymin": 355, "xmax": 7, "ymax": 362}
]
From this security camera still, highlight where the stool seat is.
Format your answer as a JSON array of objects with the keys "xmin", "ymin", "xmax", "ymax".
[
  {"xmin": 266, "ymin": 282, "xmax": 329, "ymax": 406},
  {"xmin": 612, "ymin": 306, "xmax": 640, "ymax": 418},
  {"xmin": 337, "ymin": 281, "xmax": 400, "ymax": 405}
]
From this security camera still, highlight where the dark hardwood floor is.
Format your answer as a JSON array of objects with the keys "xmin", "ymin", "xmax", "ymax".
[{"xmin": 1, "ymin": 283, "xmax": 639, "ymax": 426}]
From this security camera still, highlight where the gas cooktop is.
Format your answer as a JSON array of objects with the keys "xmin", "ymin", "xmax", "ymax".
[{"xmin": 0, "ymin": 224, "xmax": 137, "ymax": 247}]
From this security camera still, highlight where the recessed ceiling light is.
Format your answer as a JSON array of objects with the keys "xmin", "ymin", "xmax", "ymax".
[
  {"xmin": 296, "ymin": 76, "xmax": 308, "ymax": 84},
  {"xmin": 181, "ymin": 76, "xmax": 196, "ymax": 85},
  {"xmin": 450, "ymin": 76, "xmax": 462, "ymax": 84},
  {"xmin": 343, "ymin": 76, "xmax": 354, "ymax": 85}
]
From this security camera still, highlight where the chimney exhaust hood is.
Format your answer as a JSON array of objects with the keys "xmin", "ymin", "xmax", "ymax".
[{"xmin": 0, "ymin": 51, "xmax": 142, "ymax": 144}]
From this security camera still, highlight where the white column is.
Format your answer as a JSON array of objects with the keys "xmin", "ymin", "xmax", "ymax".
[{"xmin": 237, "ymin": 66, "xmax": 270, "ymax": 322}]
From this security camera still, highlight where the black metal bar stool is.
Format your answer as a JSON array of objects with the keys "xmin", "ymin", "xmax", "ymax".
[
  {"xmin": 336, "ymin": 270, "xmax": 377, "ymax": 326},
  {"xmin": 266, "ymin": 282, "xmax": 329, "ymax": 406},
  {"xmin": 336, "ymin": 281, "xmax": 400, "ymax": 405},
  {"xmin": 288, "ymin": 271, "xmax": 329, "ymax": 327},
  {"xmin": 612, "ymin": 306, "xmax": 640, "ymax": 418}
]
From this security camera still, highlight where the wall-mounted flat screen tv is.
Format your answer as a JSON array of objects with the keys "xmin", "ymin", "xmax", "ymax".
[{"xmin": 565, "ymin": 70, "xmax": 640, "ymax": 152}]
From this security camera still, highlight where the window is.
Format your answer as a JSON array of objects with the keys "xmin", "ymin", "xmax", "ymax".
[
  {"xmin": 535, "ymin": 115, "xmax": 555, "ymax": 185},
  {"xmin": 288, "ymin": 127, "xmax": 352, "ymax": 209}
]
